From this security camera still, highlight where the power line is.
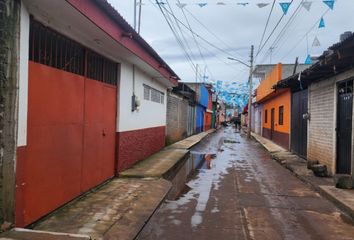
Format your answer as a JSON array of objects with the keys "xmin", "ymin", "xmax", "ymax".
[
  {"xmin": 280, "ymin": 8, "xmax": 331, "ymax": 61},
  {"xmin": 256, "ymin": 0, "xmax": 276, "ymax": 58},
  {"xmin": 154, "ymin": 0, "xmax": 200, "ymax": 79},
  {"xmin": 158, "ymin": 3, "xmax": 249, "ymax": 67},
  {"xmin": 256, "ymin": 0, "xmax": 295, "ymax": 58},
  {"xmin": 259, "ymin": 0, "xmax": 304, "ymax": 63},
  {"xmin": 184, "ymin": 7, "xmax": 246, "ymax": 60},
  {"xmin": 176, "ymin": 0, "xmax": 215, "ymax": 81},
  {"xmin": 165, "ymin": 1, "xmax": 198, "ymax": 64}
]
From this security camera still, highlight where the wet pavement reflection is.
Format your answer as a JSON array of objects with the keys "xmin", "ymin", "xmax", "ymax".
[{"xmin": 138, "ymin": 127, "xmax": 354, "ymax": 240}]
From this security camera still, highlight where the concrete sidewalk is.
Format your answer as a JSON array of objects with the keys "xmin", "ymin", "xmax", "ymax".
[
  {"xmin": 0, "ymin": 130, "xmax": 215, "ymax": 240},
  {"xmin": 252, "ymin": 132, "xmax": 354, "ymax": 220}
]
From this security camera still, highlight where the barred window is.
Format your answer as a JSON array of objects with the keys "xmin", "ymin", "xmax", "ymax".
[
  {"xmin": 29, "ymin": 19, "xmax": 118, "ymax": 85},
  {"xmin": 143, "ymin": 84, "xmax": 164, "ymax": 104},
  {"xmin": 144, "ymin": 84, "xmax": 150, "ymax": 100},
  {"xmin": 29, "ymin": 20, "xmax": 84, "ymax": 75}
]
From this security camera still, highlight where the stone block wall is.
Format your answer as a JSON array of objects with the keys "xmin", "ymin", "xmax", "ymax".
[{"xmin": 166, "ymin": 92, "xmax": 189, "ymax": 145}]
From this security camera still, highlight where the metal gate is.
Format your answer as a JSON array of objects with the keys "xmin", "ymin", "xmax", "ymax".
[
  {"xmin": 291, "ymin": 89, "xmax": 308, "ymax": 157},
  {"xmin": 187, "ymin": 105, "xmax": 195, "ymax": 136},
  {"xmin": 16, "ymin": 20, "xmax": 117, "ymax": 226},
  {"xmin": 336, "ymin": 80, "xmax": 353, "ymax": 174}
]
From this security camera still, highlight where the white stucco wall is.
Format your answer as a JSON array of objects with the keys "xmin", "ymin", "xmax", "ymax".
[
  {"xmin": 118, "ymin": 61, "xmax": 167, "ymax": 132},
  {"xmin": 254, "ymin": 105, "xmax": 262, "ymax": 135},
  {"xmin": 18, "ymin": 2, "xmax": 29, "ymax": 146}
]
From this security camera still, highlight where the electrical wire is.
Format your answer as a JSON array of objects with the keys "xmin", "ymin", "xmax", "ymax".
[
  {"xmin": 256, "ymin": 0, "xmax": 276, "ymax": 58},
  {"xmin": 158, "ymin": 3, "xmax": 249, "ymax": 67},
  {"xmin": 154, "ymin": 0, "xmax": 201, "ymax": 79},
  {"xmin": 176, "ymin": 0, "xmax": 215, "ymax": 81},
  {"xmin": 256, "ymin": 0, "xmax": 295, "ymax": 58},
  {"xmin": 259, "ymin": 0, "xmax": 305, "ymax": 64},
  {"xmin": 280, "ymin": 7, "xmax": 331, "ymax": 61},
  {"xmin": 184, "ymin": 7, "xmax": 246, "ymax": 60}
]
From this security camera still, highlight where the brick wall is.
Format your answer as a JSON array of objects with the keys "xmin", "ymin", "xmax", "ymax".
[
  {"xmin": 308, "ymin": 78, "xmax": 336, "ymax": 174},
  {"xmin": 0, "ymin": 0, "xmax": 20, "ymax": 226},
  {"xmin": 166, "ymin": 92, "xmax": 189, "ymax": 145},
  {"xmin": 116, "ymin": 126, "xmax": 166, "ymax": 172},
  {"xmin": 308, "ymin": 69, "xmax": 354, "ymax": 175}
]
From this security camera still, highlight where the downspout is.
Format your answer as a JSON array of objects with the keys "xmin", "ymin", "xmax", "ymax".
[{"xmin": 132, "ymin": 64, "xmax": 136, "ymax": 112}]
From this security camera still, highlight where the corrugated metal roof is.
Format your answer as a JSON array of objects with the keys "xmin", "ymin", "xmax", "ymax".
[{"xmin": 274, "ymin": 34, "xmax": 354, "ymax": 91}]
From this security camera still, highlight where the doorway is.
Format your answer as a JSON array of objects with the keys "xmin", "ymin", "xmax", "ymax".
[
  {"xmin": 336, "ymin": 79, "xmax": 353, "ymax": 174},
  {"xmin": 271, "ymin": 108, "xmax": 275, "ymax": 140}
]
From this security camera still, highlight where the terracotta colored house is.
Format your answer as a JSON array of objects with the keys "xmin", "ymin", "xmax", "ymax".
[
  {"xmin": 204, "ymin": 85, "xmax": 213, "ymax": 131},
  {"xmin": 2, "ymin": 0, "xmax": 179, "ymax": 227}
]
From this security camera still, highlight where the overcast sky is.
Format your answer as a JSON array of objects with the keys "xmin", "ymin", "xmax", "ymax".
[{"xmin": 108, "ymin": 0, "xmax": 354, "ymax": 84}]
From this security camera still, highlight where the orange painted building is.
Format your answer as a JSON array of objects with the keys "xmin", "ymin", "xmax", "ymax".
[{"xmin": 256, "ymin": 64, "xmax": 291, "ymax": 149}]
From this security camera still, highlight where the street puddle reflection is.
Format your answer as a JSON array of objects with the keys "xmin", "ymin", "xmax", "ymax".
[{"xmin": 167, "ymin": 153, "xmax": 217, "ymax": 200}]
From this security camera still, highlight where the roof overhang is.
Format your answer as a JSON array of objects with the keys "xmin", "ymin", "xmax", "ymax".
[
  {"xmin": 23, "ymin": 0, "xmax": 179, "ymax": 88},
  {"xmin": 274, "ymin": 33, "xmax": 354, "ymax": 92}
]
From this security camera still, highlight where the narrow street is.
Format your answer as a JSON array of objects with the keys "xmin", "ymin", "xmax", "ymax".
[{"xmin": 138, "ymin": 127, "xmax": 354, "ymax": 240}]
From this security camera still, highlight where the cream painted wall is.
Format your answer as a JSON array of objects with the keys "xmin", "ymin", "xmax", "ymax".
[
  {"xmin": 18, "ymin": 2, "xmax": 29, "ymax": 146},
  {"xmin": 118, "ymin": 61, "xmax": 168, "ymax": 132}
]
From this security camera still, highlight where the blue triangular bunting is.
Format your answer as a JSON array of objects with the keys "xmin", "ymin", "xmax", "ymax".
[
  {"xmin": 319, "ymin": 17, "xmax": 325, "ymax": 28},
  {"xmin": 305, "ymin": 55, "xmax": 312, "ymax": 65},
  {"xmin": 323, "ymin": 0, "xmax": 334, "ymax": 10},
  {"xmin": 197, "ymin": 3, "xmax": 207, "ymax": 7},
  {"xmin": 279, "ymin": 2, "xmax": 291, "ymax": 15}
]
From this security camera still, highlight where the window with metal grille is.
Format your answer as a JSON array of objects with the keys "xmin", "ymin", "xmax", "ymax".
[
  {"xmin": 279, "ymin": 106, "xmax": 284, "ymax": 125},
  {"xmin": 143, "ymin": 84, "xmax": 164, "ymax": 104},
  {"xmin": 29, "ymin": 20, "xmax": 84, "ymax": 75},
  {"xmin": 143, "ymin": 84, "xmax": 150, "ymax": 100},
  {"xmin": 265, "ymin": 109, "xmax": 268, "ymax": 123},
  {"xmin": 29, "ymin": 19, "xmax": 118, "ymax": 86}
]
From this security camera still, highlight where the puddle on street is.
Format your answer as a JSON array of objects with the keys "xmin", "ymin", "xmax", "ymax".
[
  {"xmin": 166, "ymin": 152, "xmax": 217, "ymax": 200},
  {"xmin": 162, "ymin": 128, "xmax": 239, "ymax": 228}
]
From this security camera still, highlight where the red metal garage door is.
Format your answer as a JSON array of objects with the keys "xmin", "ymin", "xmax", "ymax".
[{"xmin": 15, "ymin": 20, "xmax": 117, "ymax": 226}]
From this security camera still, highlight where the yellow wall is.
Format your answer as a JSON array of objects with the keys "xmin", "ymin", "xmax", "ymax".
[
  {"xmin": 262, "ymin": 90, "xmax": 291, "ymax": 134},
  {"xmin": 256, "ymin": 63, "xmax": 282, "ymax": 102}
]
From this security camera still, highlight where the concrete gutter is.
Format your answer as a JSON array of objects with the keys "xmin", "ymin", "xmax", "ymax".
[
  {"xmin": 120, "ymin": 129, "xmax": 216, "ymax": 179},
  {"xmin": 252, "ymin": 132, "xmax": 354, "ymax": 221}
]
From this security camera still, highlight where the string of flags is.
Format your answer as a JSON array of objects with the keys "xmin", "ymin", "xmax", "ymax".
[
  {"xmin": 212, "ymin": 80, "xmax": 250, "ymax": 107},
  {"xmin": 152, "ymin": 0, "xmax": 336, "ymax": 11}
]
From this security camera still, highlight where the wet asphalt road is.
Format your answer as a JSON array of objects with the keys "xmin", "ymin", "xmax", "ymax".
[{"xmin": 137, "ymin": 127, "xmax": 354, "ymax": 240}]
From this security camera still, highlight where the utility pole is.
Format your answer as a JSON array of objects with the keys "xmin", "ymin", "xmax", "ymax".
[
  {"xmin": 247, "ymin": 45, "xmax": 254, "ymax": 139},
  {"xmin": 134, "ymin": 0, "xmax": 137, "ymax": 30},
  {"xmin": 195, "ymin": 64, "xmax": 199, "ymax": 82},
  {"xmin": 138, "ymin": 0, "xmax": 142, "ymax": 34}
]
